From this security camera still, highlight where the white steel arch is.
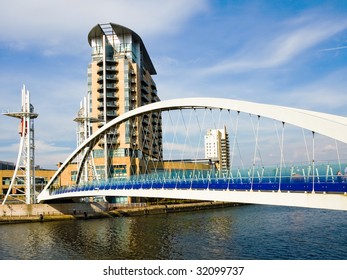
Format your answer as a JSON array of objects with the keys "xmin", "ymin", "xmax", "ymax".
[{"xmin": 37, "ymin": 97, "xmax": 347, "ymax": 202}]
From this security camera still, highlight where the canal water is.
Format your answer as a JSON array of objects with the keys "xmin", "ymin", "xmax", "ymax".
[{"xmin": 0, "ymin": 204, "xmax": 346, "ymax": 260}]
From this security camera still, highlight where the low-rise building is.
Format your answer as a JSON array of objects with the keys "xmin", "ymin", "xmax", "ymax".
[{"xmin": 0, "ymin": 161, "xmax": 56, "ymax": 202}]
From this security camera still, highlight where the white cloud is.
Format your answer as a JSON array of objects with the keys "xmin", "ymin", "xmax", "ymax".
[
  {"xmin": 163, "ymin": 141, "xmax": 204, "ymax": 160},
  {"xmin": 0, "ymin": 0, "xmax": 208, "ymax": 54},
  {"xmin": 35, "ymin": 139, "xmax": 74, "ymax": 168},
  {"xmin": 273, "ymin": 68, "xmax": 347, "ymax": 113},
  {"xmin": 0, "ymin": 142, "xmax": 19, "ymax": 155},
  {"xmin": 0, "ymin": 134, "xmax": 74, "ymax": 169},
  {"xmin": 321, "ymin": 46, "xmax": 347, "ymax": 52},
  {"xmin": 202, "ymin": 16, "xmax": 347, "ymax": 74}
]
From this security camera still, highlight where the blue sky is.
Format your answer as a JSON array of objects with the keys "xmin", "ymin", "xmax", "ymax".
[{"xmin": 1, "ymin": 0, "xmax": 347, "ymax": 169}]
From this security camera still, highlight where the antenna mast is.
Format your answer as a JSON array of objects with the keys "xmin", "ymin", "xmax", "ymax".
[{"xmin": 2, "ymin": 85, "xmax": 38, "ymax": 205}]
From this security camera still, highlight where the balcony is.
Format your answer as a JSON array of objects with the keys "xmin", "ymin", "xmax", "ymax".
[
  {"xmin": 107, "ymin": 130, "xmax": 120, "ymax": 137},
  {"xmin": 97, "ymin": 94, "xmax": 104, "ymax": 101},
  {"xmin": 101, "ymin": 83, "xmax": 118, "ymax": 89},
  {"xmin": 97, "ymin": 66, "xmax": 118, "ymax": 74},
  {"xmin": 107, "ymin": 101, "xmax": 118, "ymax": 109},
  {"xmin": 97, "ymin": 59, "xmax": 118, "ymax": 66},
  {"xmin": 152, "ymin": 94, "xmax": 160, "ymax": 102},
  {"xmin": 106, "ymin": 74, "xmax": 118, "ymax": 81},
  {"xmin": 141, "ymin": 94, "xmax": 150, "ymax": 103},
  {"xmin": 97, "ymin": 103, "xmax": 103, "ymax": 110},
  {"xmin": 141, "ymin": 79, "xmax": 149, "ymax": 87},
  {"xmin": 141, "ymin": 85, "xmax": 149, "ymax": 95},
  {"xmin": 143, "ymin": 143, "xmax": 150, "ymax": 151},
  {"xmin": 97, "ymin": 67, "xmax": 104, "ymax": 74},
  {"xmin": 97, "ymin": 92, "xmax": 118, "ymax": 101},
  {"xmin": 106, "ymin": 110, "xmax": 117, "ymax": 117},
  {"xmin": 108, "ymin": 92, "xmax": 119, "ymax": 99},
  {"xmin": 98, "ymin": 138, "xmax": 119, "ymax": 147},
  {"xmin": 108, "ymin": 101, "xmax": 118, "ymax": 108},
  {"xmin": 131, "ymin": 141, "xmax": 137, "ymax": 147},
  {"xmin": 105, "ymin": 66, "xmax": 117, "ymax": 72},
  {"xmin": 97, "ymin": 101, "xmax": 118, "ymax": 110},
  {"xmin": 97, "ymin": 84, "xmax": 119, "ymax": 93},
  {"xmin": 152, "ymin": 112, "xmax": 159, "ymax": 119},
  {"xmin": 98, "ymin": 112, "xmax": 118, "ymax": 121},
  {"xmin": 142, "ymin": 127, "xmax": 150, "ymax": 135},
  {"xmin": 97, "ymin": 75, "xmax": 118, "ymax": 83}
]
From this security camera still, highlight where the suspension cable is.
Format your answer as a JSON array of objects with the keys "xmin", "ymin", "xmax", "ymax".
[
  {"xmin": 193, "ymin": 108, "xmax": 207, "ymax": 180},
  {"xmin": 302, "ymin": 128, "xmax": 311, "ymax": 164},
  {"xmin": 250, "ymin": 114, "xmax": 264, "ymax": 169},
  {"xmin": 335, "ymin": 139, "xmax": 342, "ymax": 172},
  {"xmin": 227, "ymin": 110, "xmax": 235, "ymax": 184},
  {"xmin": 251, "ymin": 115, "xmax": 260, "ymax": 190},
  {"xmin": 232, "ymin": 111, "xmax": 244, "ymax": 172},
  {"xmin": 312, "ymin": 131, "xmax": 315, "ymax": 193},
  {"xmin": 279, "ymin": 122, "xmax": 285, "ymax": 192},
  {"xmin": 179, "ymin": 108, "xmax": 193, "ymax": 172}
]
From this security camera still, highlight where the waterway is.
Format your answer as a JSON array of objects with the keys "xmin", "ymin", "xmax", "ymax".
[{"xmin": 0, "ymin": 204, "xmax": 346, "ymax": 260}]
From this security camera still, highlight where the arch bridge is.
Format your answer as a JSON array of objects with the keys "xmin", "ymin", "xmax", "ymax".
[{"xmin": 37, "ymin": 98, "xmax": 347, "ymax": 211}]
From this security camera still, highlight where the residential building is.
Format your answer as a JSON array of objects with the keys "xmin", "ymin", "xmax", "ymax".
[
  {"xmin": 68, "ymin": 23, "xmax": 163, "ymax": 203},
  {"xmin": 204, "ymin": 126, "xmax": 230, "ymax": 171}
]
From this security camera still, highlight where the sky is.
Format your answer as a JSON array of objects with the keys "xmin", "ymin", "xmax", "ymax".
[{"xmin": 1, "ymin": 0, "xmax": 347, "ymax": 169}]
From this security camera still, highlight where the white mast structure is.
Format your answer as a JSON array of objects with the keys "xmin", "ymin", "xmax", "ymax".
[
  {"xmin": 2, "ymin": 85, "xmax": 38, "ymax": 205},
  {"xmin": 74, "ymin": 96, "xmax": 99, "ymax": 184}
]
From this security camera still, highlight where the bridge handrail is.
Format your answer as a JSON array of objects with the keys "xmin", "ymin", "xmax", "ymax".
[{"xmin": 49, "ymin": 164, "xmax": 347, "ymax": 196}]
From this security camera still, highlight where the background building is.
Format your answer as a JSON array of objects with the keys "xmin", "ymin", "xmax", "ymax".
[
  {"xmin": 204, "ymin": 126, "xmax": 230, "ymax": 171},
  {"xmin": 0, "ymin": 161, "xmax": 55, "ymax": 203}
]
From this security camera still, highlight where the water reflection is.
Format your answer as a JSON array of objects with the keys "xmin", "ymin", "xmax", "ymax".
[{"xmin": 0, "ymin": 205, "xmax": 346, "ymax": 260}]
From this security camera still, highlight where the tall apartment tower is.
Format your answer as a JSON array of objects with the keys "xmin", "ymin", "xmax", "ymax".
[
  {"xmin": 204, "ymin": 126, "xmax": 230, "ymax": 171},
  {"xmin": 86, "ymin": 23, "xmax": 162, "ymax": 183}
]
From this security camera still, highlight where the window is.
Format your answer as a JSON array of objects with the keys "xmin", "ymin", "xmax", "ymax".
[
  {"xmin": 93, "ymin": 149, "xmax": 104, "ymax": 158},
  {"xmin": 96, "ymin": 166, "xmax": 105, "ymax": 180},
  {"xmin": 111, "ymin": 148, "xmax": 125, "ymax": 157},
  {"xmin": 71, "ymin": 171, "xmax": 77, "ymax": 182},
  {"xmin": 2, "ymin": 177, "xmax": 11, "ymax": 185},
  {"xmin": 112, "ymin": 165, "xmax": 127, "ymax": 178},
  {"xmin": 15, "ymin": 177, "xmax": 25, "ymax": 185}
]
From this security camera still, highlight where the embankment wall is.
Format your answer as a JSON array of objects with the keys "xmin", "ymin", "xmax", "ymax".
[
  {"xmin": 0, "ymin": 201, "xmax": 242, "ymax": 224},
  {"xmin": 0, "ymin": 202, "xmax": 108, "ymax": 217}
]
